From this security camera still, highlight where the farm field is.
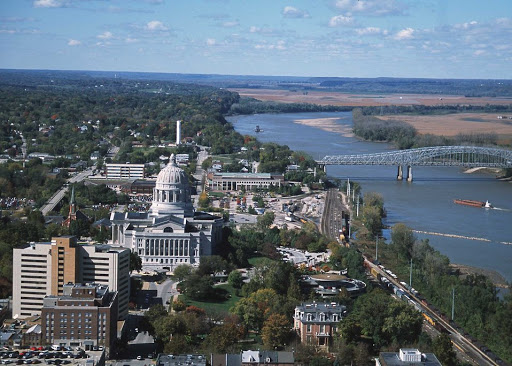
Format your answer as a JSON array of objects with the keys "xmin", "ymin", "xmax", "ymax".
[
  {"xmin": 229, "ymin": 88, "xmax": 512, "ymax": 107},
  {"xmin": 379, "ymin": 113, "xmax": 512, "ymax": 140}
]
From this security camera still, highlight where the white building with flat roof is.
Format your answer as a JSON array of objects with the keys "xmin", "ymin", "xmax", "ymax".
[
  {"xmin": 207, "ymin": 172, "xmax": 284, "ymax": 191},
  {"xmin": 105, "ymin": 163, "xmax": 145, "ymax": 180}
]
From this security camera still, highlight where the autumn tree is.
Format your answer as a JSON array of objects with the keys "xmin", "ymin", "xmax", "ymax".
[
  {"xmin": 261, "ymin": 313, "xmax": 291, "ymax": 349},
  {"xmin": 231, "ymin": 288, "xmax": 281, "ymax": 331},
  {"xmin": 198, "ymin": 190, "xmax": 210, "ymax": 208},
  {"xmin": 202, "ymin": 319, "xmax": 245, "ymax": 353}
]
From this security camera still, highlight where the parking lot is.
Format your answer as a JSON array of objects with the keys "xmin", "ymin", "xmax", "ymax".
[{"xmin": 0, "ymin": 348, "xmax": 93, "ymax": 366}]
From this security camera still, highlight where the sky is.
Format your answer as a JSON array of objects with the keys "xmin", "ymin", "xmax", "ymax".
[{"xmin": 1, "ymin": 0, "xmax": 511, "ymax": 79}]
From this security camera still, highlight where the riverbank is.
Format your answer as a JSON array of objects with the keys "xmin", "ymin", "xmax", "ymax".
[
  {"xmin": 450, "ymin": 264, "xmax": 509, "ymax": 288},
  {"xmin": 293, "ymin": 117, "xmax": 355, "ymax": 137}
]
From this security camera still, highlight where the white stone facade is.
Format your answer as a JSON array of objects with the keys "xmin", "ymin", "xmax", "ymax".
[{"xmin": 110, "ymin": 154, "xmax": 223, "ymax": 271}]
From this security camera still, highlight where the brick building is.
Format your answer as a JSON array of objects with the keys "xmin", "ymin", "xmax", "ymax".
[
  {"xmin": 293, "ymin": 302, "xmax": 346, "ymax": 350},
  {"xmin": 41, "ymin": 283, "xmax": 118, "ymax": 352}
]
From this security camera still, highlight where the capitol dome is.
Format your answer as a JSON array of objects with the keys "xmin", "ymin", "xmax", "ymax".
[
  {"xmin": 156, "ymin": 154, "xmax": 187, "ymax": 186},
  {"xmin": 150, "ymin": 154, "xmax": 193, "ymax": 217}
]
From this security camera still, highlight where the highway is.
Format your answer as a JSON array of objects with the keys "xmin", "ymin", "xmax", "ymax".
[
  {"xmin": 365, "ymin": 259, "xmax": 503, "ymax": 366},
  {"xmin": 40, "ymin": 167, "xmax": 94, "ymax": 215}
]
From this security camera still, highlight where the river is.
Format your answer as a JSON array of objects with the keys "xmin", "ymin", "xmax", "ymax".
[{"xmin": 227, "ymin": 112, "xmax": 512, "ymax": 283}]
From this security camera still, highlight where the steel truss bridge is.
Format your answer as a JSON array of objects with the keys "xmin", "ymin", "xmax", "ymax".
[{"xmin": 316, "ymin": 146, "xmax": 512, "ymax": 181}]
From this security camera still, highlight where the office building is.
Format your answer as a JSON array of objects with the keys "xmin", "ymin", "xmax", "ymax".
[
  {"xmin": 12, "ymin": 237, "xmax": 130, "ymax": 319},
  {"xmin": 105, "ymin": 163, "xmax": 145, "ymax": 180},
  {"xmin": 207, "ymin": 172, "xmax": 284, "ymax": 191}
]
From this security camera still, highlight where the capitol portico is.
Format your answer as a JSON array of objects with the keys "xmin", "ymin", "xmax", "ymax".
[{"xmin": 110, "ymin": 154, "xmax": 223, "ymax": 271}]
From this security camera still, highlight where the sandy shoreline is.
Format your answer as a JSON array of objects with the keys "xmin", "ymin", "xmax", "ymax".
[{"xmin": 293, "ymin": 117, "xmax": 355, "ymax": 137}]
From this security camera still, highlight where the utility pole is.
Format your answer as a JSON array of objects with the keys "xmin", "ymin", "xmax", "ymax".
[
  {"xmin": 375, "ymin": 236, "xmax": 379, "ymax": 262},
  {"xmin": 347, "ymin": 178, "xmax": 350, "ymax": 198},
  {"xmin": 409, "ymin": 258, "xmax": 413, "ymax": 287},
  {"xmin": 356, "ymin": 195, "xmax": 360, "ymax": 217},
  {"xmin": 451, "ymin": 288, "xmax": 455, "ymax": 321}
]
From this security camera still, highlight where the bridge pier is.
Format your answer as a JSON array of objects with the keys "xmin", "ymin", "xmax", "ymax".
[
  {"xmin": 397, "ymin": 165, "xmax": 403, "ymax": 180},
  {"xmin": 407, "ymin": 165, "xmax": 413, "ymax": 182}
]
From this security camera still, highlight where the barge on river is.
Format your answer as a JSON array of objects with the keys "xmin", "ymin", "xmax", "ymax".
[{"xmin": 453, "ymin": 199, "xmax": 492, "ymax": 208}]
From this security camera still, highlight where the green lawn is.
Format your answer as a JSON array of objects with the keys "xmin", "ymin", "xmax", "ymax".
[
  {"xmin": 248, "ymin": 256, "xmax": 276, "ymax": 267},
  {"xmin": 211, "ymin": 154, "xmax": 235, "ymax": 163},
  {"xmin": 179, "ymin": 283, "xmax": 241, "ymax": 315}
]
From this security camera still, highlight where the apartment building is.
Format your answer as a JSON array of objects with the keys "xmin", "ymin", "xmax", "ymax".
[
  {"xmin": 41, "ymin": 283, "xmax": 118, "ymax": 352},
  {"xmin": 13, "ymin": 237, "xmax": 130, "ymax": 320}
]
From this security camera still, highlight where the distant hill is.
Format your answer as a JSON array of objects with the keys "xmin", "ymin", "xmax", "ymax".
[{"xmin": 1, "ymin": 69, "xmax": 512, "ymax": 96}]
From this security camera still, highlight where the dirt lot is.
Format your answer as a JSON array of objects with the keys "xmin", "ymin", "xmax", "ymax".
[
  {"xmin": 229, "ymin": 88, "xmax": 512, "ymax": 107},
  {"xmin": 379, "ymin": 113, "xmax": 512, "ymax": 140}
]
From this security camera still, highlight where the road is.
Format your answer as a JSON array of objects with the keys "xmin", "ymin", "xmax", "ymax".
[
  {"xmin": 192, "ymin": 146, "xmax": 209, "ymax": 194},
  {"xmin": 147, "ymin": 278, "xmax": 176, "ymax": 306},
  {"xmin": 40, "ymin": 167, "xmax": 94, "ymax": 215}
]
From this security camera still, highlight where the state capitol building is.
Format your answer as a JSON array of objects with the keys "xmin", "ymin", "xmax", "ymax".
[{"xmin": 110, "ymin": 154, "xmax": 223, "ymax": 271}]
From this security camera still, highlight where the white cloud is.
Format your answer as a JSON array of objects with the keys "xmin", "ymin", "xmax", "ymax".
[
  {"xmin": 455, "ymin": 20, "xmax": 478, "ymax": 30},
  {"xmin": 282, "ymin": 6, "xmax": 310, "ymax": 19},
  {"xmin": 329, "ymin": 15, "xmax": 355, "ymax": 27},
  {"xmin": 206, "ymin": 38, "xmax": 216, "ymax": 46},
  {"xmin": 33, "ymin": 0, "xmax": 67, "ymax": 8},
  {"xmin": 335, "ymin": 0, "xmax": 405, "ymax": 16},
  {"xmin": 67, "ymin": 39, "xmax": 81, "ymax": 46},
  {"xmin": 125, "ymin": 37, "xmax": 138, "ymax": 43},
  {"xmin": 249, "ymin": 26, "xmax": 278, "ymax": 35},
  {"xmin": 222, "ymin": 21, "xmax": 239, "ymax": 27},
  {"xmin": 474, "ymin": 50, "xmax": 486, "ymax": 56},
  {"xmin": 254, "ymin": 40, "xmax": 286, "ymax": 50},
  {"xmin": 394, "ymin": 27, "xmax": 414, "ymax": 40},
  {"xmin": 356, "ymin": 27, "xmax": 387, "ymax": 36},
  {"xmin": 97, "ymin": 31, "xmax": 113, "ymax": 40},
  {"xmin": 145, "ymin": 20, "xmax": 168, "ymax": 31},
  {"xmin": 0, "ymin": 29, "xmax": 16, "ymax": 34}
]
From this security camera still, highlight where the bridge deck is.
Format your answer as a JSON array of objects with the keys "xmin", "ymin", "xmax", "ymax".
[{"xmin": 317, "ymin": 146, "xmax": 512, "ymax": 168}]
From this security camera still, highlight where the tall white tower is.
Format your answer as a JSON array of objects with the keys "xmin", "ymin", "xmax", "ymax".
[{"xmin": 176, "ymin": 120, "xmax": 181, "ymax": 145}]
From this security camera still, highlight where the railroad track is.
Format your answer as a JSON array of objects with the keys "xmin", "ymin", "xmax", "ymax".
[{"xmin": 365, "ymin": 259, "xmax": 505, "ymax": 366}]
